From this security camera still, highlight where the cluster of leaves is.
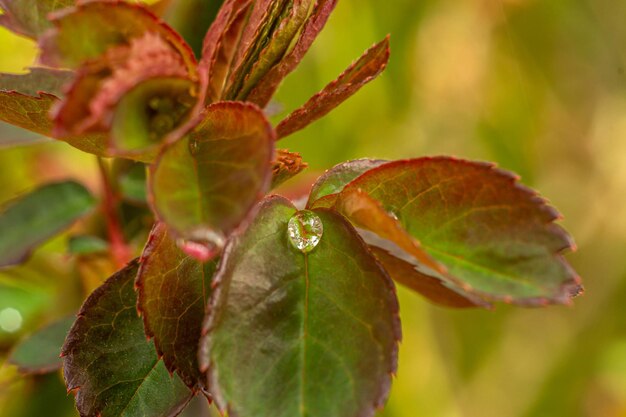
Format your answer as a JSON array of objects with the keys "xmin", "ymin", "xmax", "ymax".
[{"xmin": 1, "ymin": 1, "xmax": 582, "ymax": 417}]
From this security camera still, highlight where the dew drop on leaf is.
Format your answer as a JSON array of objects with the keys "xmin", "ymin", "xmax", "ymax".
[
  {"xmin": 188, "ymin": 138, "xmax": 200, "ymax": 155},
  {"xmin": 287, "ymin": 210, "xmax": 323, "ymax": 253}
]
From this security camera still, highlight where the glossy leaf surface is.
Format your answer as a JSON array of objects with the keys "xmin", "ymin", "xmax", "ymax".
[
  {"xmin": 337, "ymin": 157, "xmax": 581, "ymax": 305},
  {"xmin": 335, "ymin": 189, "xmax": 488, "ymax": 308},
  {"xmin": 307, "ymin": 158, "xmax": 386, "ymax": 207},
  {"xmin": 39, "ymin": 1, "xmax": 196, "ymax": 72},
  {"xmin": 201, "ymin": 196, "xmax": 400, "ymax": 417},
  {"xmin": 62, "ymin": 260, "xmax": 192, "ymax": 417},
  {"xmin": 136, "ymin": 223, "xmax": 218, "ymax": 389},
  {"xmin": 0, "ymin": 0, "xmax": 73, "ymax": 38},
  {"xmin": 8, "ymin": 316, "xmax": 75, "ymax": 374},
  {"xmin": 150, "ymin": 101, "xmax": 275, "ymax": 244},
  {"xmin": 276, "ymin": 36, "xmax": 390, "ymax": 139},
  {"xmin": 0, "ymin": 181, "xmax": 96, "ymax": 267}
]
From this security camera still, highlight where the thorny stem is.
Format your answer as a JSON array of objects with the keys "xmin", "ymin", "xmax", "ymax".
[{"xmin": 97, "ymin": 157, "xmax": 132, "ymax": 267}]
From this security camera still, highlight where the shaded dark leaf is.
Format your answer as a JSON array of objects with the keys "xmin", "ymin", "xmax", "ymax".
[
  {"xmin": 0, "ymin": 181, "xmax": 96, "ymax": 268},
  {"xmin": 201, "ymin": 196, "xmax": 400, "ymax": 417},
  {"xmin": 62, "ymin": 260, "xmax": 192, "ymax": 417},
  {"xmin": 136, "ymin": 223, "xmax": 218, "ymax": 389}
]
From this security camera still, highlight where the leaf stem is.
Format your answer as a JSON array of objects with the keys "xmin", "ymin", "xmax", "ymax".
[{"xmin": 97, "ymin": 157, "xmax": 132, "ymax": 267}]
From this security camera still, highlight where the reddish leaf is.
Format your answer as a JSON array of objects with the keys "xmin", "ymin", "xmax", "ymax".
[
  {"xmin": 149, "ymin": 101, "xmax": 275, "ymax": 255},
  {"xmin": 276, "ymin": 36, "xmax": 390, "ymax": 139},
  {"xmin": 199, "ymin": 0, "xmax": 253, "ymax": 103},
  {"xmin": 335, "ymin": 157, "xmax": 581, "ymax": 306},
  {"xmin": 0, "ymin": 0, "xmax": 73, "ymax": 39},
  {"xmin": 0, "ymin": 70, "xmax": 115, "ymax": 157},
  {"xmin": 0, "ymin": 67, "xmax": 74, "ymax": 96},
  {"xmin": 62, "ymin": 260, "xmax": 192, "ymax": 417},
  {"xmin": 246, "ymin": 0, "xmax": 338, "ymax": 107},
  {"xmin": 39, "ymin": 0, "xmax": 197, "ymax": 73},
  {"xmin": 136, "ymin": 223, "xmax": 218, "ymax": 390},
  {"xmin": 228, "ymin": 0, "xmax": 315, "ymax": 102},
  {"xmin": 271, "ymin": 148, "xmax": 308, "ymax": 188},
  {"xmin": 307, "ymin": 158, "xmax": 387, "ymax": 207},
  {"xmin": 333, "ymin": 188, "xmax": 488, "ymax": 308},
  {"xmin": 53, "ymin": 32, "xmax": 191, "ymax": 132},
  {"xmin": 368, "ymin": 246, "xmax": 486, "ymax": 308},
  {"xmin": 200, "ymin": 196, "xmax": 400, "ymax": 417}
]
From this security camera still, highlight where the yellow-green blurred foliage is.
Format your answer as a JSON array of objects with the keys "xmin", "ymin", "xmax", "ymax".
[{"xmin": 1, "ymin": 1, "xmax": 625, "ymax": 416}]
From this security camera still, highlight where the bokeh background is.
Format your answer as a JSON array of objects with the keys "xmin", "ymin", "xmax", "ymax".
[{"xmin": 1, "ymin": 0, "xmax": 625, "ymax": 416}]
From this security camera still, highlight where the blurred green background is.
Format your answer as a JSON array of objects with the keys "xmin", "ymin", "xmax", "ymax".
[{"xmin": 1, "ymin": 0, "xmax": 625, "ymax": 416}]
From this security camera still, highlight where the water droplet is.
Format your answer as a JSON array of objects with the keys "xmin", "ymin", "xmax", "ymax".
[
  {"xmin": 188, "ymin": 138, "xmax": 200, "ymax": 155},
  {"xmin": 177, "ymin": 231, "xmax": 225, "ymax": 262},
  {"xmin": 0, "ymin": 307, "xmax": 22, "ymax": 333},
  {"xmin": 288, "ymin": 210, "xmax": 323, "ymax": 253}
]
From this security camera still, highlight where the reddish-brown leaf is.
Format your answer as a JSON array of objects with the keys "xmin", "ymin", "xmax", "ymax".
[
  {"xmin": 336, "ymin": 157, "xmax": 581, "ymax": 306},
  {"xmin": 136, "ymin": 223, "xmax": 218, "ymax": 390},
  {"xmin": 276, "ymin": 36, "xmax": 390, "ymax": 139},
  {"xmin": 199, "ymin": 0, "xmax": 253, "ymax": 103},
  {"xmin": 149, "ymin": 101, "xmax": 275, "ymax": 254},
  {"xmin": 246, "ymin": 0, "xmax": 338, "ymax": 107},
  {"xmin": 271, "ymin": 148, "xmax": 308, "ymax": 188},
  {"xmin": 39, "ymin": 0, "xmax": 197, "ymax": 74},
  {"xmin": 332, "ymin": 188, "xmax": 488, "ymax": 308}
]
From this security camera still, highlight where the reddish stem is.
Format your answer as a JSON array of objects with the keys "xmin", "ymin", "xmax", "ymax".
[{"xmin": 97, "ymin": 158, "xmax": 132, "ymax": 267}]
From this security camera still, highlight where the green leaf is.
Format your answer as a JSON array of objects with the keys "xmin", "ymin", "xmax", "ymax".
[
  {"xmin": 136, "ymin": 223, "xmax": 218, "ymax": 389},
  {"xmin": 334, "ymin": 188, "xmax": 489, "ymax": 308},
  {"xmin": 0, "ymin": 70, "xmax": 111, "ymax": 156},
  {"xmin": 0, "ymin": 68, "xmax": 74, "ymax": 97},
  {"xmin": 113, "ymin": 160, "xmax": 148, "ymax": 204},
  {"xmin": 8, "ymin": 316, "xmax": 75, "ymax": 374},
  {"xmin": 271, "ymin": 149, "xmax": 307, "ymax": 189},
  {"xmin": 109, "ymin": 77, "xmax": 197, "ymax": 158},
  {"xmin": 160, "ymin": 0, "xmax": 225, "ymax": 57},
  {"xmin": 0, "ymin": 181, "xmax": 96, "ymax": 268},
  {"xmin": 329, "ymin": 157, "xmax": 581, "ymax": 305},
  {"xmin": 276, "ymin": 36, "xmax": 390, "ymax": 139},
  {"xmin": 0, "ymin": 68, "xmax": 72, "ymax": 137},
  {"xmin": 39, "ymin": 1, "xmax": 197, "ymax": 72},
  {"xmin": 307, "ymin": 158, "xmax": 387, "ymax": 207},
  {"xmin": 0, "ymin": 0, "xmax": 74, "ymax": 38},
  {"xmin": 149, "ymin": 101, "xmax": 275, "ymax": 252},
  {"xmin": 68, "ymin": 235, "xmax": 109, "ymax": 255},
  {"xmin": 246, "ymin": 0, "xmax": 338, "ymax": 107},
  {"xmin": 62, "ymin": 260, "xmax": 192, "ymax": 417},
  {"xmin": 201, "ymin": 196, "xmax": 400, "ymax": 417}
]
